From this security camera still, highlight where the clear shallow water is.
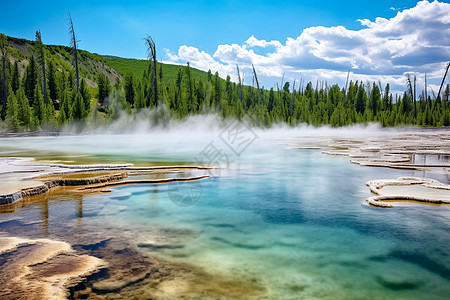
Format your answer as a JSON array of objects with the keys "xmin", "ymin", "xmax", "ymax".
[{"xmin": 1, "ymin": 132, "xmax": 450, "ymax": 299}]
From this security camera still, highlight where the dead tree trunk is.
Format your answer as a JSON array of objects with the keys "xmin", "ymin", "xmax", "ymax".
[
  {"xmin": 406, "ymin": 74, "xmax": 415, "ymax": 118},
  {"xmin": 236, "ymin": 64, "xmax": 243, "ymax": 102},
  {"xmin": 0, "ymin": 34, "xmax": 7, "ymax": 119},
  {"xmin": 145, "ymin": 35, "xmax": 158, "ymax": 106},
  {"xmin": 413, "ymin": 76, "xmax": 417, "ymax": 118},
  {"xmin": 252, "ymin": 64, "xmax": 263, "ymax": 123},
  {"xmin": 68, "ymin": 12, "xmax": 79, "ymax": 92},
  {"xmin": 277, "ymin": 74, "xmax": 284, "ymax": 107},
  {"xmin": 434, "ymin": 62, "xmax": 450, "ymax": 111},
  {"xmin": 290, "ymin": 80, "xmax": 296, "ymax": 125},
  {"xmin": 343, "ymin": 70, "xmax": 350, "ymax": 105}
]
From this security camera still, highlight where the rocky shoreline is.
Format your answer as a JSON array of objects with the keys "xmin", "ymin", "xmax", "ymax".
[
  {"xmin": 0, "ymin": 157, "xmax": 211, "ymax": 206},
  {"xmin": 293, "ymin": 130, "xmax": 450, "ymax": 208},
  {"xmin": 366, "ymin": 177, "xmax": 450, "ymax": 208}
]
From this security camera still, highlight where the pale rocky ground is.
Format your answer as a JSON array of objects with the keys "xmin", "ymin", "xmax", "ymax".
[
  {"xmin": 366, "ymin": 177, "xmax": 450, "ymax": 208},
  {"xmin": 290, "ymin": 129, "xmax": 450, "ymax": 208},
  {"xmin": 0, "ymin": 157, "xmax": 132, "ymax": 195},
  {"xmin": 0, "ymin": 157, "xmax": 210, "ymax": 206}
]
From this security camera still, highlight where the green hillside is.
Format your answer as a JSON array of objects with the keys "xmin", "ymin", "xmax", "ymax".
[
  {"xmin": 6, "ymin": 36, "xmax": 121, "ymax": 85},
  {"xmin": 103, "ymin": 55, "xmax": 210, "ymax": 86},
  {"xmin": 5, "ymin": 35, "xmax": 217, "ymax": 89}
]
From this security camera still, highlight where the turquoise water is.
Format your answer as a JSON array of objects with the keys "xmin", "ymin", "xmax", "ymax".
[
  {"xmin": 1, "ymin": 132, "xmax": 450, "ymax": 299},
  {"xmin": 106, "ymin": 150, "xmax": 450, "ymax": 299}
]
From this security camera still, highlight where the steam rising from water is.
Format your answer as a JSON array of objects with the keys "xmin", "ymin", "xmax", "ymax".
[
  {"xmin": 40, "ymin": 108, "xmax": 390, "ymax": 162},
  {"xmin": 58, "ymin": 103, "xmax": 397, "ymax": 137},
  {"xmin": 1, "ymin": 102, "xmax": 430, "ymax": 165}
]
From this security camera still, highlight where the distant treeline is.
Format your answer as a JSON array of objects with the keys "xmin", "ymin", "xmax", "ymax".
[{"xmin": 0, "ymin": 31, "xmax": 449, "ymax": 132}]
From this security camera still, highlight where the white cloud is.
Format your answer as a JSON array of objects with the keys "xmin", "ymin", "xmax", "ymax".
[
  {"xmin": 175, "ymin": 45, "xmax": 234, "ymax": 79},
  {"xmin": 245, "ymin": 35, "xmax": 283, "ymax": 48},
  {"xmin": 163, "ymin": 48, "xmax": 179, "ymax": 61},
  {"xmin": 166, "ymin": 0, "xmax": 450, "ymax": 93}
]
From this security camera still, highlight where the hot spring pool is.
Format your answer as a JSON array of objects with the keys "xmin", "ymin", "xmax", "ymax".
[{"xmin": 1, "ymin": 130, "xmax": 450, "ymax": 299}]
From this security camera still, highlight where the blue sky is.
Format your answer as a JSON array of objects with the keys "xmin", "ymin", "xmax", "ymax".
[
  {"xmin": 1, "ymin": 0, "xmax": 449, "ymax": 92},
  {"xmin": 0, "ymin": 0, "xmax": 420, "ymax": 57}
]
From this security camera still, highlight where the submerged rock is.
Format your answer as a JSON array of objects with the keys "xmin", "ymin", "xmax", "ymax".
[{"xmin": 376, "ymin": 271, "xmax": 423, "ymax": 290}]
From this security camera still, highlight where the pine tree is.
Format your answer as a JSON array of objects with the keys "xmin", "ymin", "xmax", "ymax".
[
  {"xmin": 401, "ymin": 92, "xmax": 410, "ymax": 115},
  {"xmin": 79, "ymin": 78, "xmax": 90, "ymax": 116},
  {"xmin": 186, "ymin": 62, "xmax": 194, "ymax": 112},
  {"xmin": 56, "ymin": 69, "xmax": 65, "ymax": 105},
  {"xmin": 6, "ymin": 87, "xmax": 20, "ymax": 130},
  {"xmin": 355, "ymin": 83, "xmax": 365, "ymax": 114},
  {"xmin": 207, "ymin": 69, "xmax": 212, "ymax": 82},
  {"xmin": 176, "ymin": 68, "xmax": 183, "ymax": 105},
  {"xmin": 124, "ymin": 73, "xmax": 135, "ymax": 107},
  {"xmin": 383, "ymin": 83, "xmax": 390, "ymax": 111},
  {"xmin": 16, "ymin": 88, "xmax": 31, "ymax": 127},
  {"xmin": 24, "ymin": 55, "xmax": 37, "ymax": 106},
  {"xmin": 11, "ymin": 61, "xmax": 20, "ymax": 94},
  {"xmin": 196, "ymin": 78, "xmax": 205, "ymax": 109},
  {"xmin": 47, "ymin": 60, "xmax": 57, "ymax": 105},
  {"xmin": 370, "ymin": 83, "xmax": 380, "ymax": 116},
  {"xmin": 67, "ymin": 68, "xmax": 75, "ymax": 91},
  {"xmin": 97, "ymin": 73, "xmax": 110, "ymax": 105},
  {"xmin": 134, "ymin": 80, "xmax": 145, "ymax": 109},
  {"xmin": 214, "ymin": 71, "xmax": 221, "ymax": 107},
  {"xmin": 0, "ymin": 33, "xmax": 8, "ymax": 119},
  {"xmin": 159, "ymin": 64, "xmax": 163, "ymax": 81},
  {"xmin": 59, "ymin": 89, "xmax": 72, "ymax": 123},
  {"xmin": 33, "ymin": 84, "xmax": 46, "ymax": 123},
  {"xmin": 45, "ymin": 98, "xmax": 55, "ymax": 123},
  {"xmin": 268, "ymin": 88, "xmax": 275, "ymax": 112},
  {"xmin": 58, "ymin": 106, "xmax": 66, "ymax": 124},
  {"xmin": 35, "ymin": 30, "xmax": 48, "ymax": 104},
  {"xmin": 445, "ymin": 84, "xmax": 450, "ymax": 102},
  {"xmin": 71, "ymin": 91, "xmax": 85, "ymax": 120}
]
